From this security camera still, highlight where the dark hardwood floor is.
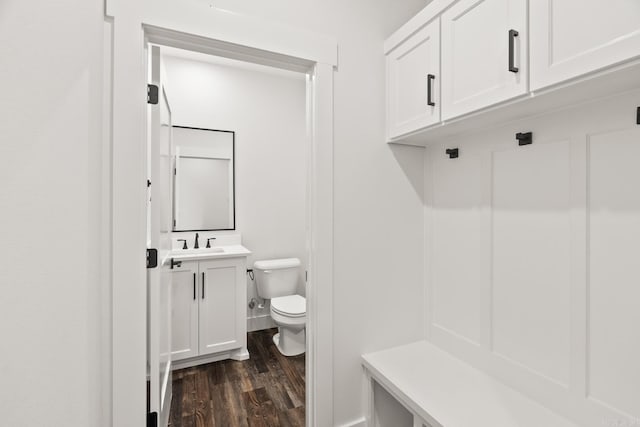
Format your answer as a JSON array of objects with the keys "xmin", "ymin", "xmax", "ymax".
[{"xmin": 169, "ymin": 328, "xmax": 305, "ymax": 427}]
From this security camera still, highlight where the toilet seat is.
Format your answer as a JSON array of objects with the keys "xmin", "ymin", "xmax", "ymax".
[{"xmin": 271, "ymin": 295, "xmax": 306, "ymax": 317}]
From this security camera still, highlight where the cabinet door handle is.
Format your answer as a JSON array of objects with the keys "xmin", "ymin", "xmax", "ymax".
[
  {"xmin": 508, "ymin": 29, "xmax": 519, "ymax": 73},
  {"xmin": 427, "ymin": 74, "xmax": 436, "ymax": 106},
  {"xmin": 193, "ymin": 273, "xmax": 196, "ymax": 300},
  {"xmin": 202, "ymin": 272, "xmax": 205, "ymax": 299}
]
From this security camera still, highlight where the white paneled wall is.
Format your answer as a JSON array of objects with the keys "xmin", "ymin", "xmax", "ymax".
[
  {"xmin": 588, "ymin": 127, "xmax": 640, "ymax": 418},
  {"xmin": 425, "ymin": 90, "xmax": 640, "ymax": 426},
  {"xmin": 430, "ymin": 151, "xmax": 487, "ymax": 346},
  {"xmin": 492, "ymin": 141, "xmax": 573, "ymax": 387}
]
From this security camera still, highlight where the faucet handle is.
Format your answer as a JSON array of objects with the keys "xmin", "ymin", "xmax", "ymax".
[
  {"xmin": 206, "ymin": 237, "xmax": 217, "ymax": 248},
  {"xmin": 177, "ymin": 239, "xmax": 188, "ymax": 250}
]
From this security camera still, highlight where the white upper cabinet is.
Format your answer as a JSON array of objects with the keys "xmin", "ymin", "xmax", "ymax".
[
  {"xmin": 385, "ymin": 0, "xmax": 640, "ymax": 144},
  {"xmin": 441, "ymin": 0, "xmax": 527, "ymax": 120},
  {"xmin": 530, "ymin": 0, "xmax": 640, "ymax": 91},
  {"xmin": 387, "ymin": 19, "xmax": 441, "ymax": 139}
]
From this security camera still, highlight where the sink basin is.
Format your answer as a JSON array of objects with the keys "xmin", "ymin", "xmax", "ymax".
[{"xmin": 180, "ymin": 247, "xmax": 224, "ymax": 254}]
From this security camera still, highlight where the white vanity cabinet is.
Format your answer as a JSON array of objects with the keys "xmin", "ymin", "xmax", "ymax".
[
  {"xmin": 170, "ymin": 255, "xmax": 248, "ymax": 364},
  {"xmin": 530, "ymin": 0, "xmax": 640, "ymax": 90},
  {"xmin": 170, "ymin": 261, "xmax": 199, "ymax": 361},
  {"xmin": 440, "ymin": 0, "xmax": 527, "ymax": 120},
  {"xmin": 387, "ymin": 19, "xmax": 440, "ymax": 139},
  {"xmin": 198, "ymin": 258, "xmax": 246, "ymax": 355}
]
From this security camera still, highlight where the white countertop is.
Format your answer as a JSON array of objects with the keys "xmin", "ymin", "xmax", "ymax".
[{"xmin": 168, "ymin": 245, "xmax": 251, "ymax": 262}]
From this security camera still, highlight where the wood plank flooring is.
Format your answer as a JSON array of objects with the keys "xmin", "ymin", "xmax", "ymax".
[{"xmin": 169, "ymin": 328, "xmax": 305, "ymax": 427}]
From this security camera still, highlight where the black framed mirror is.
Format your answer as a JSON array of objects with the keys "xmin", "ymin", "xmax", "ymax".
[{"xmin": 172, "ymin": 126, "xmax": 235, "ymax": 231}]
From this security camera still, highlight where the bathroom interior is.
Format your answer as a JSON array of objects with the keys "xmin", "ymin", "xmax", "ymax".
[{"xmin": 147, "ymin": 46, "xmax": 309, "ymax": 426}]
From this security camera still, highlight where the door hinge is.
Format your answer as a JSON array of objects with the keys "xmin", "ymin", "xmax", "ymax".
[
  {"xmin": 516, "ymin": 132, "xmax": 533, "ymax": 146},
  {"xmin": 147, "ymin": 179, "xmax": 152, "ymax": 188},
  {"xmin": 146, "ymin": 248, "xmax": 158, "ymax": 269},
  {"xmin": 147, "ymin": 84, "xmax": 159, "ymax": 105},
  {"xmin": 147, "ymin": 411, "xmax": 158, "ymax": 427},
  {"xmin": 305, "ymin": 270, "xmax": 308, "ymax": 282},
  {"xmin": 636, "ymin": 106, "xmax": 639, "ymax": 125}
]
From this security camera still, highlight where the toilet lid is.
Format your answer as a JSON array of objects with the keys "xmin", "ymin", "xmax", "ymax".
[{"xmin": 271, "ymin": 295, "xmax": 306, "ymax": 317}]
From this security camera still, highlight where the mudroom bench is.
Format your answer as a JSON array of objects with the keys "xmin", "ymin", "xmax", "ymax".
[{"xmin": 362, "ymin": 341, "xmax": 581, "ymax": 427}]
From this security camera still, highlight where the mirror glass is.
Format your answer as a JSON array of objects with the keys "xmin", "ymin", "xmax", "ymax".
[{"xmin": 172, "ymin": 126, "xmax": 235, "ymax": 231}]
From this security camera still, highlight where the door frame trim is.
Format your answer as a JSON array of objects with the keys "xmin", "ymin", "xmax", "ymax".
[{"xmin": 107, "ymin": 12, "xmax": 335, "ymax": 427}]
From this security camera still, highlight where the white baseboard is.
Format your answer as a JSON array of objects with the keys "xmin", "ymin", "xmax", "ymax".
[
  {"xmin": 248, "ymin": 314, "xmax": 276, "ymax": 332},
  {"xmin": 172, "ymin": 351, "xmax": 235, "ymax": 370},
  {"xmin": 336, "ymin": 417, "xmax": 366, "ymax": 427}
]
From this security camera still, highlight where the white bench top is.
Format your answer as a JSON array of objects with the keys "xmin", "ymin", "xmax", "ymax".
[{"xmin": 362, "ymin": 341, "xmax": 581, "ymax": 427}]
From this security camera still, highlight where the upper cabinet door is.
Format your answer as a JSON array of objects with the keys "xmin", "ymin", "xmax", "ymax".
[
  {"xmin": 441, "ymin": 0, "xmax": 527, "ymax": 120},
  {"xmin": 387, "ymin": 19, "xmax": 440, "ymax": 139},
  {"xmin": 530, "ymin": 0, "xmax": 640, "ymax": 91}
]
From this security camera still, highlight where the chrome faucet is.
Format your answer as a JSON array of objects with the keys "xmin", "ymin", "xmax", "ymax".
[{"xmin": 194, "ymin": 233, "xmax": 199, "ymax": 249}]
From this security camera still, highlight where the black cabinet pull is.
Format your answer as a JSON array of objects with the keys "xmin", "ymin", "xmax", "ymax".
[
  {"xmin": 202, "ymin": 272, "xmax": 205, "ymax": 299},
  {"xmin": 193, "ymin": 273, "xmax": 196, "ymax": 300},
  {"xmin": 508, "ymin": 29, "xmax": 519, "ymax": 73},
  {"xmin": 427, "ymin": 74, "xmax": 436, "ymax": 106}
]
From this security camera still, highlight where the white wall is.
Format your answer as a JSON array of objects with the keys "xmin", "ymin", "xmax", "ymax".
[
  {"xmin": 199, "ymin": 2, "xmax": 428, "ymax": 424},
  {"xmin": 1, "ymin": 0, "xmax": 427, "ymax": 425},
  {"xmin": 424, "ymin": 90, "xmax": 640, "ymax": 427},
  {"xmin": 0, "ymin": 1, "xmax": 106, "ymax": 426},
  {"xmin": 163, "ymin": 55, "xmax": 308, "ymax": 328}
]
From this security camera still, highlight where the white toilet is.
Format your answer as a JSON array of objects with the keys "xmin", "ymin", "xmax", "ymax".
[{"xmin": 254, "ymin": 258, "xmax": 306, "ymax": 356}]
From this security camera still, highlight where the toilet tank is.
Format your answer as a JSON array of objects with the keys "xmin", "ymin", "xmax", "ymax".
[{"xmin": 253, "ymin": 258, "xmax": 301, "ymax": 299}]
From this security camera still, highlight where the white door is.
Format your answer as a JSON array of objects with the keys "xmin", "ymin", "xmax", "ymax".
[
  {"xmin": 198, "ymin": 258, "xmax": 245, "ymax": 355},
  {"xmin": 530, "ymin": 0, "xmax": 640, "ymax": 91},
  {"xmin": 170, "ymin": 261, "xmax": 199, "ymax": 361},
  {"xmin": 147, "ymin": 44, "xmax": 173, "ymax": 427},
  {"xmin": 387, "ymin": 19, "xmax": 440, "ymax": 139},
  {"xmin": 441, "ymin": 0, "xmax": 527, "ymax": 120}
]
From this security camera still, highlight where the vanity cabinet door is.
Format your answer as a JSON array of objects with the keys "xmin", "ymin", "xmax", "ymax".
[
  {"xmin": 170, "ymin": 261, "xmax": 199, "ymax": 361},
  {"xmin": 387, "ymin": 18, "xmax": 440, "ymax": 139},
  {"xmin": 530, "ymin": 0, "xmax": 640, "ymax": 91},
  {"xmin": 441, "ymin": 0, "xmax": 527, "ymax": 120},
  {"xmin": 198, "ymin": 258, "xmax": 246, "ymax": 355}
]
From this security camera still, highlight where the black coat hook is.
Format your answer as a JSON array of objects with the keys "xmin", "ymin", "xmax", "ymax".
[
  {"xmin": 516, "ymin": 132, "xmax": 532, "ymax": 146},
  {"xmin": 445, "ymin": 148, "xmax": 459, "ymax": 159}
]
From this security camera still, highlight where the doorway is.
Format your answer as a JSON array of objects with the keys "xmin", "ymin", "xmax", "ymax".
[{"xmin": 142, "ymin": 27, "xmax": 330, "ymax": 427}]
